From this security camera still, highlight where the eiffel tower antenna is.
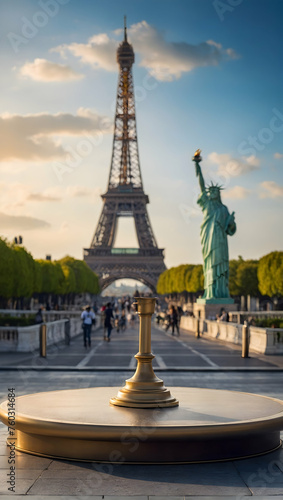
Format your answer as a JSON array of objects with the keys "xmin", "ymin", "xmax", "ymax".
[
  {"xmin": 124, "ymin": 15, "xmax": 127, "ymax": 41},
  {"xmin": 107, "ymin": 15, "xmax": 141, "ymax": 190},
  {"xmin": 84, "ymin": 20, "xmax": 166, "ymax": 292}
]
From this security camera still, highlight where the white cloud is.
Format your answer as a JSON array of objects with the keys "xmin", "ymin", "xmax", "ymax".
[
  {"xmin": 208, "ymin": 152, "xmax": 260, "ymax": 178},
  {"xmin": 27, "ymin": 192, "xmax": 60, "ymax": 202},
  {"xmin": 20, "ymin": 58, "xmax": 84, "ymax": 82},
  {"xmin": 0, "ymin": 109, "xmax": 111, "ymax": 161},
  {"xmin": 34, "ymin": 185, "xmax": 101, "ymax": 201},
  {"xmin": 274, "ymin": 152, "xmax": 283, "ymax": 159},
  {"xmin": 222, "ymin": 186, "xmax": 251, "ymax": 199},
  {"xmin": 245, "ymin": 155, "xmax": 260, "ymax": 167},
  {"xmin": 53, "ymin": 34, "xmax": 117, "ymax": 72},
  {"xmin": 66, "ymin": 185, "xmax": 101, "ymax": 198},
  {"xmin": 0, "ymin": 212, "xmax": 50, "ymax": 230},
  {"xmin": 0, "ymin": 183, "xmax": 101, "ymax": 214},
  {"xmin": 259, "ymin": 181, "xmax": 283, "ymax": 198},
  {"xmin": 54, "ymin": 20, "xmax": 239, "ymax": 81},
  {"xmin": 0, "ymin": 183, "xmax": 33, "ymax": 213}
]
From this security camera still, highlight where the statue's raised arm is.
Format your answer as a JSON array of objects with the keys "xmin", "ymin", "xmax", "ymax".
[{"xmin": 192, "ymin": 149, "xmax": 205, "ymax": 194}]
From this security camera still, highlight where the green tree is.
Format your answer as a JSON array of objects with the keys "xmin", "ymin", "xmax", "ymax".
[
  {"xmin": 157, "ymin": 268, "xmax": 175, "ymax": 295},
  {"xmin": 34, "ymin": 260, "xmax": 43, "ymax": 294},
  {"xmin": 184, "ymin": 265, "xmax": 195, "ymax": 292},
  {"xmin": 36, "ymin": 260, "xmax": 59, "ymax": 294},
  {"xmin": 187, "ymin": 265, "xmax": 204, "ymax": 293},
  {"xmin": 53, "ymin": 262, "xmax": 66, "ymax": 295},
  {"xmin": 237, "ymin": 260, "xmax": 259, "ymax": 296},
  {"xmin": 58, "ymin": 256, "xmax": 100, "ymax": 295},
  {"xmin": 60, "ymin": 265, "xmax": 76, "ymax": 295},
  {"xmin": 175, "ymin": 265, "xmax": 192, "ymax": 293},
  {"xmin": 0, "ymin": 238, "xmax": 14, "ymax": 299},
  {"xmin": 229, "ymin": 258, "xmax": 242, "ymax": 296},
  {"xmin": 258, "ymin": 251, "xmax": 283, "ymax": 297},
  {"xmin": 157, "ymin": 264, "xmax": 203, "ymax": 295},
  {"xmin": 59, "ymin": 257, "xmax": 86, "ymax": 293},
  {"xmin": 12, "ymin": 245, "xmax": 35, "ymax": 298},
  {"xmin": 156, "ymin": 270, "xmax": 167, "ymax": 295}
]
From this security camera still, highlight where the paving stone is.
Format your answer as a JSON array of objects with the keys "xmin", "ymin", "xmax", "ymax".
[
  {"xmin": 40, "ymin": 468, "xmax": 115, "ymax": 479},
  {"xmin": 47, "ymin": 460, "xmax": 96, "ymax": 470},
  {"xmin": 233, "ymin": 447, "xmax": 283, "ymax": 472},
  {"xmin": 0, "ymin": 454, "xmax": 51, "ymax": 470},
  {"xmin": 0, "ymin": 497, "xmax": 104, "ymax": 500},
  {"xmin": 86, "ymin": 355, "xmax": 132, "ymax": 367},
  {"xmin": 103, "ymin": 497, "xmax": 148, "ymax": 500},
  {"xmin": 237, "ymin": 463, "xmax": 283, "ymax": 496},
  {"xmin": 250, "ymin": 487, "xmax": 283, "ymax": 495},
  {"xmin": 183, "ymin": 497, "xmax": 251, "ymax": 500},
  {"xmin": 27, "ymin": 478, "xmax": 109, "ymax": 496},
  {"xmin": 27, "ymin": 475, "xmax": 250, "ymax": 496},
  {"xmin": 184, "ymin": 497, "xmax": 251, "ymax": 499},
  {"xmin": 148, "ymin": 496, "xmax": 185, "ymax": 500},
  {"xmin": 162, "ymin": 356, "xmax": 209, "ymax": 367},
  {"xmin": 209, "ymin": 356, "xmax": 275, "ymax": 367},
  {"xmin": 0, "ymin": 477, "xmax": 35, "ymax": 494}
]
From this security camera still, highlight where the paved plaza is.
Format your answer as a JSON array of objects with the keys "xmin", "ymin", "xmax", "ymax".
[
  {"xmin": 0, "ymin": 324, "xmax": 283, "ymax": 498},
  {"xmin": 1, "ymin": 322, "xmax": 283, "ymax": 371}
]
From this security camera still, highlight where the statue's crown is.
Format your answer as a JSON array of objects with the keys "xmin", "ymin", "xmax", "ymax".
[{"xmin": 206, "ymin": 182, "xmax": 224, "ymax": 192}]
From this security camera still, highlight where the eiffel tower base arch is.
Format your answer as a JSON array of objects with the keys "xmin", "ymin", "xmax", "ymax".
[{"xmin": 84, "ymin": 248, "xmax": 165, "ymax": 292}]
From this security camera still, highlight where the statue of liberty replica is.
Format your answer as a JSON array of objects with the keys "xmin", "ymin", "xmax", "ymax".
[{"xmin": 192, "ymin": 150, "xmax": 237, "ymax": 318}]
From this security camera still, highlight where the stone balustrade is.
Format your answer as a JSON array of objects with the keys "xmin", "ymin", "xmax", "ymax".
[
  {"xmin": 0, "ymin": 317, "xmax": 83, "ymax": 353},
  {"xmin": 180, "ymin": 315, "xmax": 283, "ymax": 355},
  {"xmin": 229, "ymin": 310, "xmax": 283, "ymax": 324}
]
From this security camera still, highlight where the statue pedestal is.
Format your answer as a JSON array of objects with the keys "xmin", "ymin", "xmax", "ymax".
[{"xmin": 194, "ymin": 298, "xmax": 237, "ymax": 320}]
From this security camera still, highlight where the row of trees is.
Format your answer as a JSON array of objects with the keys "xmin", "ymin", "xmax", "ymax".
[
  {"xmin": 157, "ymin": 264, "xmax": 204, "ymax": 296},
  {"xmin": 157, "ymin": 252, "xmax": 283, "ymax": 298},
  {"xmin": 0, "ymin": 238, "xmax": 100, "ymax": 305}
]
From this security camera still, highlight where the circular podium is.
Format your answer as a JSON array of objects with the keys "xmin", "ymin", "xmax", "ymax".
[
  {"xmin": 1, "ymin": 299, "xmax": 283, "ymax": 463},
  {"xmin": 0, "ymin": 386, "xmax": 283, "ymax": 463}
]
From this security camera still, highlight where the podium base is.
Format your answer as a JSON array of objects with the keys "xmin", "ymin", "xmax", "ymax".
[{"xmin": 1, "ymin": 387, "xmax": 283, "ymax": 463}]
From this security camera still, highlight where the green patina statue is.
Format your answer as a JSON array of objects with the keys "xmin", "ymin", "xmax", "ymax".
[{"xmin": 192, "ymin": 150, "xmax": 236, "ymax": 300}]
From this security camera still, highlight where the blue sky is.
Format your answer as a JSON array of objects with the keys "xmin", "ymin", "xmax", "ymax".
[{"xmin": 0, "ymin": 0, "xmax": 282, "ymax": 269}]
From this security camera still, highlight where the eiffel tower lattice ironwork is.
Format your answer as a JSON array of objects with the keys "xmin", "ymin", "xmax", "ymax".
[{"xmin": 84, "ymin": 19, "xmax": 166, "ymax": 291}]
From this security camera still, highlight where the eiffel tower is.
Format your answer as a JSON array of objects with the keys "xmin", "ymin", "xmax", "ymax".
[{"xmin": 84, "ymin": 19, "xmax": 166, "ymax": 292}]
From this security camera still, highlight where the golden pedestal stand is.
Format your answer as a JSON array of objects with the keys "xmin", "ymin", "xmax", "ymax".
[
  {"xmin": 1, "ymin": 297, "xmax": 283, "ymax": 463},
  {"xmin": 110, "ymin": 298, "xmax": 178, "ymax": 408}
]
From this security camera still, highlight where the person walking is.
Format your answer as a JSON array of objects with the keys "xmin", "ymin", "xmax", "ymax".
[
  {"xmin": 114, "ymin": 306, "xmax": 120, "ymax": 333},
  {"xmin": 100, "ymin": 304, "xmax": 106, "ymax": 340},
  {"xmin": 81, "ymin": 305, "xmax": 95, "ymax": 348},
  {"xmin": 35, "ymin": 307, "xmax": 43, "ymax": 324},
  {"xmin": 119, "ymin": 309, "xmax": 126, "ymax": 331},
  {"xmin": 166, "ymin": 306, "xmax": 179, "ymax": 336},
  {"xmin": 104, "ymin": 302, "xmax": 114, "ymax": 342},
  {"xmin": 171, "ymin": 306, "xmax": 180, "ymax": 336}
]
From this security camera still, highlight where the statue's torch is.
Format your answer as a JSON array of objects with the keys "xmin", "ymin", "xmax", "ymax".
[{"xmin": 192, "ymin": 149, "xmax": 202, "ymax": 177}]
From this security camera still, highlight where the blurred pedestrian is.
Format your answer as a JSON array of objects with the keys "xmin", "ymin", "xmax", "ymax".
[
  {"xmin": 114, "ymin": 306, "xmax": 120, "ymax": 332},
  {"xmin": 81, "ymin": 305, "xmax": 95, "ymax": 348},
  {"xmin": 166, "ymin": 306, "xmax": 179, "ymax": 336},
  {"xmin": 130, "ymin": 305, "xmax": 136, "ymax": 327},
  {"xmin": 104, "ymin": 302, "xmax": 114, "ymax": 342},
  {"xmin": 218, "ymin": 308, "xmax": 228, "ymax": 322},
  {"xmin": 35, "ymin": 307, "xmax": 43, "ymax": 324},
  {"xmin": 119, "ymin": 309, "xmax": 126, "ymax": 331},
  {"xmin": 101, "ymin": 304, "xmax": 106, "ymax": 339}
]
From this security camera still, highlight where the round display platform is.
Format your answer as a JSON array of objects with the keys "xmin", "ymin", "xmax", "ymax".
[{"xmin": 1, "ymin": 387, "xmax": 283, "ymax": 463}]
